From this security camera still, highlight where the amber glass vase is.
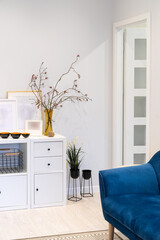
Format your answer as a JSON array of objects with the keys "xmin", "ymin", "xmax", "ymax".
[{"xmin": 44, "ymin": 109, "xmax": 53, "ymax": 136}]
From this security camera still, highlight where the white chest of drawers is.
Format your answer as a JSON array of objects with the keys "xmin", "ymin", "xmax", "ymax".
[
  {"xmin": 30, "ymin": 135, "xmax": 66, "ymax": 208},
  {"xmin": 0, "ymin": 134, "xmax": 66, "ymax": 211}
]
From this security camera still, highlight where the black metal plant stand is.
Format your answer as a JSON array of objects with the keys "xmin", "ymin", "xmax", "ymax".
[
  {"xmin": 81, "ymin": 169, "xmax": 93, "ymax": 197},
  {"xmin": 67, "ymin": 169, "xmax": 82, "ymax": 202}
]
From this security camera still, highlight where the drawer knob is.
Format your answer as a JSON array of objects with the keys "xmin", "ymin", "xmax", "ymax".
[
  {"xmin": 48, "ymin": 163, "xmax": 51, "ymax": 166},
  {"xmin": 36, "ymin": 188, "xmax": 39, "ymax": 191},
  {"xmin": 48, "ymin": 148, "xmax": 50, "ymax": 151}
]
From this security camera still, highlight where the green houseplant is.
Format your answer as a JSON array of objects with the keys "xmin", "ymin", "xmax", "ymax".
[{"xmin": 66, "ymin": 139, "xmax": 83, "ymax": 179}]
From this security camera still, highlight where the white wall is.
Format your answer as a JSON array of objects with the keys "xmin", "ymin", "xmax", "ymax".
[
  {"xmin": 113, "ymin": 0, "xmax": 160, "ymax": 159},
  {"xmin": 0, "ymin": 0, "xmax": 113, "ymax": 188}
]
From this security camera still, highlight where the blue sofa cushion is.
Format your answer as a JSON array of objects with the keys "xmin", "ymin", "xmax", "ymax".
[{"xmin": 103, "ymin": 194, "xmax": 160, "ymax": 240}]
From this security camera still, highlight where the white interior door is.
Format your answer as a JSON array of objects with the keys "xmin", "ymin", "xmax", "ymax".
[{"xmin": 124, "ymin": 28, "xmax": 147, "ymax": 165}]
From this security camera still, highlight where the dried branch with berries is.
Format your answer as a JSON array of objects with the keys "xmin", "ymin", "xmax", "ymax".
[{"xmin": 29, "ymin": 55, "xmax": 91, "ymax": 114}]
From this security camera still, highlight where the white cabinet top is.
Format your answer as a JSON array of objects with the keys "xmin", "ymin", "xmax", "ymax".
[
  {"xmin": 0, "ymin": 138, "xmax": 29, "ymax": 144},
  {"xmin": 30, "ymin": 133, "xmax": 66, "ymax": 141},
  {"xmin": 0, "ymin": 133, "xmax": 65, "ymax": 144}
]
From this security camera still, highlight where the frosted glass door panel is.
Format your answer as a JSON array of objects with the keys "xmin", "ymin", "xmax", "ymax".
[
  {"xmin": 124, "ymin": 28, "xmax": 147, "ymax": 165},
  {"xmin": 134, "ymin": 154, "xmax": 146, "ymax": 164},
  {"xmin": 134, "ymin": 125, "xmax": 146, "ymax": 146},
  {"xmin": 134, "ymin": 97, "xmax": 146, "ymax": 117},
  {"xmin": 135, "ymin": 39, "xmax": 146, "ymax": 60},
  {"xmin": 134, "ymin": 68, "xmax": 146, "ymax": 89}
]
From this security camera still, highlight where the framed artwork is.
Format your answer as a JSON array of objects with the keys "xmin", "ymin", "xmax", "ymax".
[
  {"xmin": 7, "ymin": 91, "xmax": 42, "ymax": 131},
  {"xmin": 25, "ymin": 120, "xmax": 43, "ymax": 136},
  {"xmin": 0, "ymin": 99, "xmax": 17, "ymax": 132}
]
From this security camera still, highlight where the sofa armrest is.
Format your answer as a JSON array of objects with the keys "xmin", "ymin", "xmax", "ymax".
[{"xmin": 99, "ymin": 163, "xmax": 159, "ymax": 199}]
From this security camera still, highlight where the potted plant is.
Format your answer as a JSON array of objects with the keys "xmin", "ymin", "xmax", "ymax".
[{"xmin": 66, "ymin": 139, "xmax": 83, "ymax": 179}]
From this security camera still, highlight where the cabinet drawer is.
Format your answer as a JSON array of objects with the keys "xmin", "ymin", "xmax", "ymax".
[
  {"xmin": 34, "ymin": 173, "xmax": 63, "ymax": 205},
  {"xmin": 34, "ymin": 141, "xmax": 62, "ymax": 157},
  {"xmin": 0, "ymin": 175, "xmax": 27, "ymax": 208},
  {"xmin": 34, "ymin": 157, "xmax": 62, "ymax": 173}
]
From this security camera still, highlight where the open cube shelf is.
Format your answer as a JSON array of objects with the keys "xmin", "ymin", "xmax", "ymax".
[{"xmin": 0, "ymin": 148, "xmax": 24, "ymax": 174}]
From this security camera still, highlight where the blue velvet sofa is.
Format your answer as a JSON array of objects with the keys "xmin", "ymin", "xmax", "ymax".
[{"xmin": 99, "ymin": 151, "xmax": 160, "ymax": 240}]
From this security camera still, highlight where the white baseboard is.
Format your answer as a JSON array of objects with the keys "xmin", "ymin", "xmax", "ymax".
[{"xmin": 93, "ymin": 185, "xmax": 99, "ymax": 192}]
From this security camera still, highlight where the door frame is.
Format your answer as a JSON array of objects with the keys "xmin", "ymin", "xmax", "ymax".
[{"xmin": 112, "ymin": 13, "xmax": 151, "ymax": 167}]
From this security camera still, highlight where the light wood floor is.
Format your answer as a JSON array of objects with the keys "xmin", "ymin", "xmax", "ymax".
[
  {"xmin": 0, "ymin": 193, "xmax": 127, "ymax": 240},
  {"xmin": 0, "ymin": 193, "xmax": 106, "ymax": 240}
]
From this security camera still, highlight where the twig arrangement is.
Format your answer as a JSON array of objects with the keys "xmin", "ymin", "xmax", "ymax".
[{"xmin": 29, "ymin": 55, "xmax": 91, "ymax": 112}]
